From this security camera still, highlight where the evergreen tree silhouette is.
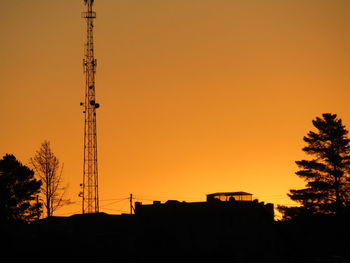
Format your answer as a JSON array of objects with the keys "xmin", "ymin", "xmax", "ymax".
[
  {"xmin": 285, "ymin": 113, "xmax": 350, "ymax": 216},
  {"xmin": 0, "ymin": 154, "xmax": 42, "ymax": 223}
]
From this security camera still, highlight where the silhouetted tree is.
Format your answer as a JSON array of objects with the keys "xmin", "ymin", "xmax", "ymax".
[
  {"xmin": 281, "ymin": 113, "xmax": 350, "ymax": 218},
  {"xmin": 0, "ymin": 154, "xmax": 42, "ymax": 223},
  {"xmin": 30, "ymin": 141, "xmax": 70, "ymax": 217}
]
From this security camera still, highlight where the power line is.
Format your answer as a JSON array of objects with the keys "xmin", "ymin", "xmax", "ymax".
[
  {"xmin": 100, "ymin": 198, "xmax": 129, "ymax": 202},
  {"xmin": 100, "ymin": 198, "xmax": 129, "ymax": 208}
]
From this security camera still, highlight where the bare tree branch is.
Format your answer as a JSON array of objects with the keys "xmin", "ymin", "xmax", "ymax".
[{"xmin": 30, "ymin": 141, "xmax": 70, "ymax": 217}]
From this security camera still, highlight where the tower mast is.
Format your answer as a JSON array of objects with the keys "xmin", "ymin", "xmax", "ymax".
[{"xmin": 81, "ymin": 0, "xmax": 100, "ymax": 214}]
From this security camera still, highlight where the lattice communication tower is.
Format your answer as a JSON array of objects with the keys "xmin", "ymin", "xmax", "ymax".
[{"xmin": 80, "ymin": 0, "xmax": 100, "ymax": 214}]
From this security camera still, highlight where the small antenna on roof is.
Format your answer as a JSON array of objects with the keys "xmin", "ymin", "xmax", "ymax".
[{"xmin": 84, "ymin": 0, "xmax": 94, "ymax": 5}]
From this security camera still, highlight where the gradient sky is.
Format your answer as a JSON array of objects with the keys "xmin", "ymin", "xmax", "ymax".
[{"xmin": 1, "ymin": 0, "xmax": 350, "ymax": 216}]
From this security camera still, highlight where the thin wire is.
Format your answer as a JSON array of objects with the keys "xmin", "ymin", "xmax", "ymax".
[
  {"xmin": 100, "ymin": 198, "xmax": 129, "ymax": 207},
  {"xmin": 100, "ymin": 198, "xmax": 129, "ymax": 202},
  {"xmin": 102, "ymin": 207, "xmax": 129, "ymax": 213}
]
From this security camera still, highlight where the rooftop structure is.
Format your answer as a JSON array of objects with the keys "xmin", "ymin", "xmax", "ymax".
[{"xmin": 207, "ymin": 191, "xmax": 253, "ymax": 202}]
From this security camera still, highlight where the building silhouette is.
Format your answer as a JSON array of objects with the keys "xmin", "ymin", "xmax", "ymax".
[{"xmin": 135, "ymin": 191, "xmax": 274, "ymax": 223}]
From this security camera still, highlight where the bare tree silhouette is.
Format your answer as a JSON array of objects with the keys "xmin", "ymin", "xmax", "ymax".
[{"xmin": 30, "ymin": 141, "xmax": 70, "ymax": 217}]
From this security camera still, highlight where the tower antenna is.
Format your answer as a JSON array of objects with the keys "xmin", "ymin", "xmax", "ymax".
[{"xmin": 81, "ymin": 0, "xmax": 100, "ymax": 214}]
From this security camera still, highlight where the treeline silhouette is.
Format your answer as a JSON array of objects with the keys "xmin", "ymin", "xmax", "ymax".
[
  {"xmin": 1, "ymin": 210, "xmax": 350, "ymax": 262},
  {"xmin": 1, "ymin": 113, "xmax": 350, "ymax": 262}
]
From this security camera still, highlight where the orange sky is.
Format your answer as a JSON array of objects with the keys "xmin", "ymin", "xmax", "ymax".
[{"xmin": 1, "ymin": 0, "xmax": 350, "ymax": 216}]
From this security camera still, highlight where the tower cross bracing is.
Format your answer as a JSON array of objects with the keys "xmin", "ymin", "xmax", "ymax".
[{"xmin": 81, "ymin": 0, "xmax": 100, "ymax": 214}]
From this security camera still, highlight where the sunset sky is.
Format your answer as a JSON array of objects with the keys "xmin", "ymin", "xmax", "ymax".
[{"xmin": 1, "ymin": 0, "xmax": 350, "ymax": 216}]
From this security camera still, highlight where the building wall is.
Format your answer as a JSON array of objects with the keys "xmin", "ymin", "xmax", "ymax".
[{"xmin": 135, "ymin": 199, "xmax": 274, "ymax": 223}]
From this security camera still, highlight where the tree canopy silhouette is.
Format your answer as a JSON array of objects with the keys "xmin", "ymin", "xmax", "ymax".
[
  {"xmin": 281, "ymin": 113, "xmax": 350, "ymax": 218},
  {"xmin": 0, "ymin": 154, "xmax": 42, "ymax": 223}
]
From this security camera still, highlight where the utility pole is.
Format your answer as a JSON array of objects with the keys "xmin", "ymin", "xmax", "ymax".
[
  {"xmin": 81, "ymin": 0, "xmax": 100, "ymax": 214},
  {"xmin": 130, "ymin": 193, "xmax": 134, "ymax": 215}
]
